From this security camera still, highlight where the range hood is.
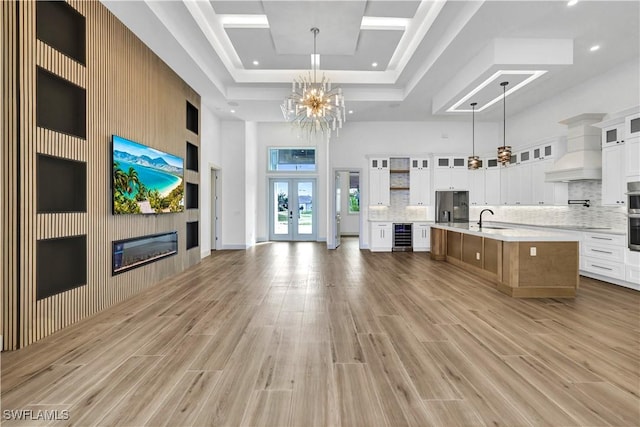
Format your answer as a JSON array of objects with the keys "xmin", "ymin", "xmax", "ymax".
[{"xmin": 546, "ymin": 113, "xmax": 606, "ymax": 182}]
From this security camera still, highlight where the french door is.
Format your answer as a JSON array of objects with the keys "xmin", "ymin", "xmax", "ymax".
[{"xmin": 269, "ymin": 178, "xmax": 316, "ymax": 241}]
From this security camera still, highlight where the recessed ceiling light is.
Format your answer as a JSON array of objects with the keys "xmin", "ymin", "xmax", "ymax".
[
  {"xmin": 230, "ymin": 109, "xmax": 236, "ymax": 113},
  {"xmin": 371, "ymin": 62, "xmax": 378, "ymax": 68},
  {"xmin": 567, "ymin": 0, "xmax": 578, "ymax": 6},
  {"xmin": 348, "ymin": 110, "xmax": 354, "ymax": 114},
  {"xmin": 590, "ymin": 45, "xmax": 600, "ymax": 52},
  {"xmin": 252, "ymin": 60, "xmax": 259, "ymax": 66}
]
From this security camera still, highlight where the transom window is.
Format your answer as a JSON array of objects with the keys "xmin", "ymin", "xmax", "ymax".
[{"xmin": 268, "ymin": 148, "xmax": 316, "ymax": 171}]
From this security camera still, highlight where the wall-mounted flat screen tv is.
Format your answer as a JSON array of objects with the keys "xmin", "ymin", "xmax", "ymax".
[{"xmin": 112, "ymin": 135, "xmax": 184, "ymax": 214}]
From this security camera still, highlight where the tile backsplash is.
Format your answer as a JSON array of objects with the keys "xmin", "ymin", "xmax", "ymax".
[
  {"xmin": 469, "ymin": 181, "xmax": 626, "ymax": 231},
  {"xmin": 369, "ymin": 180, "xmax": 626, "ymax": 231}
]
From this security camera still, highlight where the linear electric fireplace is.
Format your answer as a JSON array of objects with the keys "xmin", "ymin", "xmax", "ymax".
[{"xmin": 112, "ymin": 231, "xmax": 178, "ymax": 275}]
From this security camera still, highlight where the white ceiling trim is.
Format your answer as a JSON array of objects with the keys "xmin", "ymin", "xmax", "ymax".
[
  {"xmin": 184, "ymin": 0, "xmax": 245, "ymax": 72},
  {"xmin": 227, "ymin": 86, "xmax": 404, "ymax": 102},
  {"xmin": 404, "ymin": 0, "xmax": 484, "ymax": 97},
  {"xmin": 180, "ymin": 0, "xmax": 446, "ymax": 86},
  {"xmin": 386, "ymin": 0, "xmax": 446, "ymax": 73},
  {"xmin": 447, "ymin": 70, "xmax": 548, "ymax": 113},
  {"xmin": 144, "ymin": 0, "xmax": 229, "ymax": 97}
]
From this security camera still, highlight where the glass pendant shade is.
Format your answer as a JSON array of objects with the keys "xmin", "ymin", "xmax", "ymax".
[
  {"xmin": 497, "ymin": 145, "xmax": 512, "ymax": 165},
  {"xmin": 468, "ymin": 155, "xmax": 481, "ymax": 170},
  {"xmin": 497, "ymin": 81, "xmax": 511, "ymax": 165},
  {"xmin": 468, "ymin": 102, "xmax": 481, "ymax": 170}
]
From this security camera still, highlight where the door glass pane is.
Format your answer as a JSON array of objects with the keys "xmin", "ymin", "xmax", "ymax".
[
  {"xmin": 438, "ymin": 158, "xmax": 449, "ymax": 167},
  {"xmin": 273, "ymin": 181, "xmax": 289, "ymax": 235},
  {"xmin": 297, "ymin": 181, "xmax": 313, "ymax": 235},
  {"xmin": 453, "ymin": 158, "xmax": 465, "ymax": 167}
]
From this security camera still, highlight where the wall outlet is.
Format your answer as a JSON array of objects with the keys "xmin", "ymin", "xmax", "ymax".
[
  {"xmin": 530, "ymin": 247, "xmax": 537, "ymax": 256},
  {"xmin": 476, "ymin": 252, "xmax": 481, "ymax": 260}
]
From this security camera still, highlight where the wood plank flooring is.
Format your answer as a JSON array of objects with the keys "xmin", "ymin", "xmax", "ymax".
[{"xmin": 1, "ymin": 238, "xmax": 639, "ymax": 426}]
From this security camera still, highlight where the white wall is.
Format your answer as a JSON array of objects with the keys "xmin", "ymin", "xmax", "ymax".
[
  {"xmin": 199, "ymin": 103, "xmax": 221, "ymax": 257},
  {"xmin": 506, "ymin": 58, "xmax": 640, "ymax": 147},
  {"xmin": 220, "ymin": 121, "xmax": 247, "ymax": 249},
  {"xmin": 245, "ymin": 122, "xmax": 258, "ymax": 247}
]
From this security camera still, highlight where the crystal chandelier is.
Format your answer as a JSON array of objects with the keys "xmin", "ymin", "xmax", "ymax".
[
  {"xmin": 281, "ymin": 28, "xmax": 345, "ymax": 137},
  {"xmin": 497, "ymin": 81, "xmax": 512, "ymax": 165},
  {"xmin": 468, "ymin": 102, "xmax": 482, "ymax": 170}
]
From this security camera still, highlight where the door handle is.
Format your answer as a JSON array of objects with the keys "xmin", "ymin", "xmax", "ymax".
[{"xmin": 289, "ymin": 211, "xmax": 293, "ymax": 220}]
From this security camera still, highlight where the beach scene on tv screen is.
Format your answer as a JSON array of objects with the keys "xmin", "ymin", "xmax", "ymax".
[{"xmin": 112, "ymin": 135, "xmax": 184, "ymax": 214}]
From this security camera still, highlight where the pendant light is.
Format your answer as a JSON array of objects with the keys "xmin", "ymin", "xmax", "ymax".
[
  {"xmin": 467, "ymin": 102, "xmax": 481, "ymax": 170},
  {"xmin": 497, "ymin": 81, "xmax": 512, "ymax": 165}
]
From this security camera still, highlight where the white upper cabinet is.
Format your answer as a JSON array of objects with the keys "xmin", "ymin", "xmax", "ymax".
[
  {"xmin": 434, "ymin": 156, "xmax": 468, "ymax": 190},
  {"xmin": 468, "ymin": 167, "xmax": 486, "ymax": 206},
  {"xmin": 626, "ymin": 113, "xmax": 640, "ymax": 179},
  {"xmin": 409, "ymin": 158, "xmax": 431, "ymax": 206},
  {"xmin": 532, "ymin": 143, "xmax": 554, "ymax": 160},
  {"xmin": 369, "ymin": 158, "xmax": 390, "ymax": 206},
  {"xmin": 602, "ymin": 123, "xmax": 625, "ymax": 148},
  {"xmin": 531, "ymin": 159, "xmax": 568, "ymax": 205},
  {"xmin": 484, "ymin": 158, "xmax": 501, "ymax": 205},
  {"xmin": 602, "ymin": 145, "xmax": 626, "ymax": 206}
]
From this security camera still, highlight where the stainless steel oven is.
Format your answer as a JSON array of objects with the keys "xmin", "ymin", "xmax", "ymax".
[
  {"xmin": 628, "ymin": 181, "xmax": 640, "ymax": 215},
  {"xmin": 628, "ymin": 182, "xmax": 640, "ymax": 251},
  {"xmin": 630, "ymin": 215, "xmax": 640, "ymax": 251}
]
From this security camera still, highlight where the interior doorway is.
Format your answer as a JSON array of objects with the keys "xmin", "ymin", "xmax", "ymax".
[{"xmin": 330, "ymin": 169, "xmax": 361, "ymax": 249}]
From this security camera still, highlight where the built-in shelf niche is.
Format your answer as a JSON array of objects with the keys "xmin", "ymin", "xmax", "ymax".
[
  {"xmin": 112, "ymin": 232, "xmax": 178, "ymax": 275},
  {"xmin": 186, "ymin": 141, "xmax": 198, "ymax": 172},
  {"xmin": 37, "ymin": 154, "xmax": 86, "ymax": 213},
  {"xmin": 37, "ymin": 235, "xmax": 87, "ymax": 300},
  {"xmin": 36, "ymin": 0, "xmax": 86, "ymax": 65},
  {"xmin": 186, "ymin": 182, "xmax": 199, "ymax": 209},
  {"xmin": 186, "ymin": 221, "xmax": 199, "ymax": 250},
  {"xmin": 186, "ymin": 101, "xmax": 199, "ymax": 134},
  {"xmin": 37, "ymin": 66, "xmax": 86, "ymax": 138}
]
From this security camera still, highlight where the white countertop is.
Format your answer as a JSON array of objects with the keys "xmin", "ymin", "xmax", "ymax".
[
  {"xmin": 485, "ymin": 221, "xmax": 626, "ymax": 236},
  {"xmin": 431, "ymin": 222, "xmax": 580, "ymax": 242}
]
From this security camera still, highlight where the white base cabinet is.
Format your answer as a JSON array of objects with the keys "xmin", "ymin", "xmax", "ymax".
[
  {"xmin": 413, "ymin": 223, "xmax": 431, "ymax": 252},
  {"xmin": 580, "ymin": 232, "xmax": 633, "ymax": 288},
  {"xmin": 370, "ymin": 222, "xmax": 392, "ymax": 252}
]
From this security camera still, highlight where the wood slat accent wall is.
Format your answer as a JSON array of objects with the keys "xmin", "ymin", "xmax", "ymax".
[{"xmin": 2, "ymin": 0, "xmax": 200, "ymax": 350}]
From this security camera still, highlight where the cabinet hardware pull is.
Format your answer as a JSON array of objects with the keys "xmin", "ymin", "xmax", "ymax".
[
  {"xmin": 592, "ymin": 236, "xmax": 613, "ymax": 240},
  {"xmin": 592, "ymin": 265, "xmax": 613, "ymax": 271}
]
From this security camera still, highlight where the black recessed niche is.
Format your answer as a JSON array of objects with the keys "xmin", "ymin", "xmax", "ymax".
[
  {"xmin": 37, "ymin": 154, "xmax": 86, "ymax": 213},
  {"xmin": 37, "ymin": 235, "xmax": 87, "ymax": 300},
  {"xmin": 37, "ymin": 67, "xmax": 86, "ymax": 138},
  {"xmin": 186, "ymin": 221, "xmax": 199, "ymax": 250},
  {"xmin": 186, "ymin": 142, "xmax": 198, "ymax": 172},
  {"xmin": 37, "ymin": 0, "xmax": 86, "ymax": 65},
  {"xmin": 186, "ymin": 101, "xmax": 199, "ymax": 134},
  {"xmin": 186, "ymin": 183, "xmax": 199, "ymax": 209}
]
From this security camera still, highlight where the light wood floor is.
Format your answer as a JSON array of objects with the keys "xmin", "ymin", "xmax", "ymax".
[{"xmin": 2, "ymin": 238, "xmax": 639, "ymax": 427}]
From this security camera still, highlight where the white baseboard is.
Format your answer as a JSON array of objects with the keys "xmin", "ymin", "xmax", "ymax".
[{"xmin": 221, "ymin": 244, "xmax": 250, "ymax": 250}]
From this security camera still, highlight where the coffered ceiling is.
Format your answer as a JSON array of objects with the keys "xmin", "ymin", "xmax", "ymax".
[{"xmin": 103, "ymin": 1, "xmax": 640, "ymax": 122}]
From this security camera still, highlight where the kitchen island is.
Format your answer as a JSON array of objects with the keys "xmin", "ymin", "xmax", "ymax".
[{"xmin": 430, "ymin": 223, "xmax": 579, "ymax": 298}]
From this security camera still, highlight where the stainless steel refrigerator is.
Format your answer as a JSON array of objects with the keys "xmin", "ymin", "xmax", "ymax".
[{"xmin": 435, "ymin": 191, "xmax": 469, "ymax": 223}]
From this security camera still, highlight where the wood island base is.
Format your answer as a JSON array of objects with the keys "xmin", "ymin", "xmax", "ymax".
[{"xmin": 430, "ymin": 227, "xmax": 579, "ymax": 298}]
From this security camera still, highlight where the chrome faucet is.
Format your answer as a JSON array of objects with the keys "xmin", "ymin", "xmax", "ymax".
[{"xmin": 478, "ymin": 209, "xmax": 494, "ymax": 228}]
